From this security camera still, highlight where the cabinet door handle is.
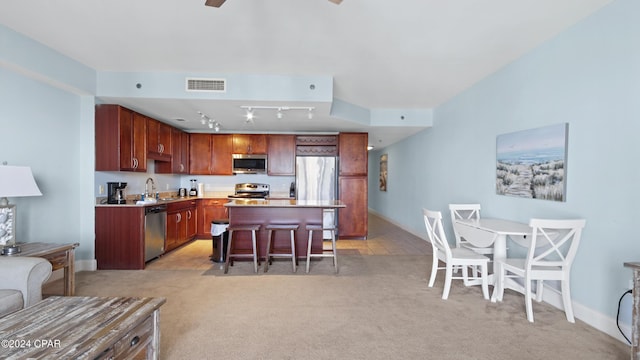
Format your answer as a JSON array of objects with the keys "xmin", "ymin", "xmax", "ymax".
[
  {"xmin": 179, "ymin": 164, "xmax": 184, "ymax": 172},
  {"xmin": 130, "ymin": 335, "xmax": 140, "ymax": 347},
  {"xmin": 133, "ymin": 158, "xmax": 138, "ymax": 169},
  {"xmin": 177, "ymin": 213, "xmax": 182, "ymax": 222},
  {"xmin": 187, "ymin": 210, "xmax": 192, "ymax": 219}
]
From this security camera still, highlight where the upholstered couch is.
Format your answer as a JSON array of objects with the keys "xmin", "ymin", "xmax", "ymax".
[{"xmin": 0, "ymin": 256, "xmax": 52, "ymax": 317}]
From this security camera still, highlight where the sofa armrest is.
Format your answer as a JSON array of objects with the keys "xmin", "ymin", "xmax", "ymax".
[{"xmin": 0, "ymin": 257, "xmax": 52, "ymax": 307}]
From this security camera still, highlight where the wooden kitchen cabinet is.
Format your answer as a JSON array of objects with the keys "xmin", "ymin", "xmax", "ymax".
[
  {"xmin": 339, "ymin": 132, "xmax": 368, "ymax": 176},
  {"xmin": 267, "ymin": 134, "xmax": 296, "ymax": 176},
  {"xmin": 338, "ymin": 176, "xmax": 368, "ymax": 238},
  {"xmin": 189, "ymin": 134, "xmax": 233, "ymax": 175},
  {"xmin": 337, "ymin": 132, "xmax": 368, "ymax": 239},
  {"xmin": 233, "ymin": 134, "xmax": 267, "ymax": 154},
  {"xmin": 166, "ymin": 200, "xmax": 197, "ymax": 252},
  {"xmin": 95, "ymin": 104, "xmax": 147, "ymax": 172},
  {"xmin": 95, "ymin": 206, "xmax": 146, "ymax": 269},
  {"xmin": 296, "ymin": 135, "xmax": 338, "ymax": 156},
  {"xmin": 156, "ymin": 127, "xmax": 189, "ymax": 174},
  {"xmin": 197, "ymin": 198, "xmax": 229, "ymax": 238},
  {"xmin": 189, "ymin": 133, "xmax": 211, "ymax": 174},
  {"xmin": 211, "ymin": 134, "xmax": 233, "ymax": 174},
  {"xmin": 147, "ymin": 117, "xmax": 172, "ymax": 161}
]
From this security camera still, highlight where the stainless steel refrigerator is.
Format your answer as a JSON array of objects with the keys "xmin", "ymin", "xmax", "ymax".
[{"xmin": 296, "ymin": 156, "xmax": 338, "ymax": 238}]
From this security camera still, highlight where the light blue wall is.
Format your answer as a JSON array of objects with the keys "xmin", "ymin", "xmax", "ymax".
[
  {"xmin": 0, "ymin": 68, "xmax": 95, "ymax": 260},
  {"xmin": 369, "ymin": 0, "xmax": 639, "ymax": 325}
]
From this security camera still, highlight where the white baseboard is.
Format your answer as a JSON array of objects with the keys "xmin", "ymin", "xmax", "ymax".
[
  {"xmin": 542, "ymin": 285, "xmax": 631, "ymax": 345},
  {"xmin": 368, "ymin": 208, "xmax": 631, "ymax": 346}
]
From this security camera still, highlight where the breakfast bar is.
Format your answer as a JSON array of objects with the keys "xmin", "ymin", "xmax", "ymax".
[{"xmin": 224, "ymin": 199, "xmax": 345, "ymax": 259}]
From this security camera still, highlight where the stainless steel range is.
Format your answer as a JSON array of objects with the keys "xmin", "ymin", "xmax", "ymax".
[{"xmin": 228, "ymin": 183, "xmax": 270, "ymax": 199}]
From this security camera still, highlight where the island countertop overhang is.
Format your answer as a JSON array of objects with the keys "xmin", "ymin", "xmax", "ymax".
[{"xmin": 224, "ymin": 199, "xmax": 346, "ymax": 208}]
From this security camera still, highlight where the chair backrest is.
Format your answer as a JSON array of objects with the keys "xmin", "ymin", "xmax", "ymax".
[
  {"xmin": 448, "ymin": 204, "xmax": 481, "ymax": 247},
  {"xmin": 422, "ymin": 208, "xmax": 452, "ymax": 260},
  {"xmin": 526, "ymin": 218, "xmax": 586, "ymax": 270}
]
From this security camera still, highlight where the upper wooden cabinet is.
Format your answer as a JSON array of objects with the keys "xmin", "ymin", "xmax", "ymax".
[
  {"xmin": 233, "ymin": 134, "xmax": 267, "ymax": 154},
  {"xmin": 211, "ymin": 134, "xmax": 233, "ymax": 175},
  {"xmin": 267, "ymin": 135, "xmax": 296, "ymax": 176},
  {"xmin": 339, "ymin": 132, "xmax": 368, "ymax": 176},
  {"xmin": 147, "ymin": 117, "xmax": 172, "ymax": 161},
  {"xmin": 189, "ymin": 134, "xmax": 233, "ymax": 175},
  {"xmin": 95, "ymin": 104, "xmax": 147, "ymax": 172},
  {"xmin": 156, "ymin": 127, "xmax": 189, "ymax": 174},
  {"xmin": 296, "ymin": 135, "xmax": 338, "ymax": 156}
]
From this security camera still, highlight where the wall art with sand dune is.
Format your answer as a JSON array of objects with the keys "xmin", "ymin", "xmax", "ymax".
[{"xmin": 496, "ymin": 123, "xmax": 568, "ymax": 202}]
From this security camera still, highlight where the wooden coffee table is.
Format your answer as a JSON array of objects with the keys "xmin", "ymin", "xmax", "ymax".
[
  {"xmin": 6, "ymin": 242, "xmax": 79, "ymax": 296},
  {"xmin": 0, "ymin": 296, "xmax": 166, "ymax": 359}
]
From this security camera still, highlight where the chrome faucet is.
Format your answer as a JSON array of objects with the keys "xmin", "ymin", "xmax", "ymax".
[{"xmin": 145, "ymin": 177, "xmax": 155, "ymax": 198}]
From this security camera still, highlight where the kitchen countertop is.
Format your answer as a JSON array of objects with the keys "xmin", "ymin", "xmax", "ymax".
[
  {"xmin": 225, "ymin": 199, "xmax": 345, "ymax": 208},
  {"xmin": 95, "ymin": 193, "xmax": 296, "ymax": 207}
]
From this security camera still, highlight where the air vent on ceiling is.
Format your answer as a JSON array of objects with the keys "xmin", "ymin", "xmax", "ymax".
[{"xmin": 186, "ymin": 78, "xmax": 226, "ymax": 92}]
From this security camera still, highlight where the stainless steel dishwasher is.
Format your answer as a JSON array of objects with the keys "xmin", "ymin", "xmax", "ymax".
[{"xmin": 144, "ymin": 205, "xmax": 167, "ymax": 262}]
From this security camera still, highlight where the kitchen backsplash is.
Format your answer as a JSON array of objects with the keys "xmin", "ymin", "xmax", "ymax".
[{"xmin": 95, "ymin": 160, "xmax": 294, "ymax": 198}]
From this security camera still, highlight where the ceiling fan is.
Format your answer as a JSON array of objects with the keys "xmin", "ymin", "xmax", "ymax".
[{"xmin": 205, "ymin": 0, "xmax": 342, "ymax": 7}]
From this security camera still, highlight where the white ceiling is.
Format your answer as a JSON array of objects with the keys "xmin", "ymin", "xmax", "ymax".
[{"xmin": 0, "ymin": 0, "xmax": 612, "ymax": 148}]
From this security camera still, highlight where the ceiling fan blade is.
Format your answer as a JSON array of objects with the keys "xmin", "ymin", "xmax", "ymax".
[
  {"xmin": 328, "ymin": 0, "xmax": 342, "ymax": 4},
  {"xmin": 205, "ymin": 0, "xmax": 227, "ymax": 7}
]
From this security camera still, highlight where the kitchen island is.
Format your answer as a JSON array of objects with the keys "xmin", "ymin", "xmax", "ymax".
[{"xmin": 224, "ymin": 199, "xmax": 346, "ymax": 259}]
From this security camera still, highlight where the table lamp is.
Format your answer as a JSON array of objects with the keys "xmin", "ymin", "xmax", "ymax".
[{"xmin": 0, "ymin": 165, "xmax": 42, "ymax": 255}]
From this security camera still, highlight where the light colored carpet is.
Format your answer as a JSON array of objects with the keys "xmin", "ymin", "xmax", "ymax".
[{"xmin": 55, "ymin": 254, "xmax": 628, "ymax": 360}]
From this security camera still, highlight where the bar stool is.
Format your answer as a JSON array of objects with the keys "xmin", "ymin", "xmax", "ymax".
[
  {"xmin": 224, "ymin": 224, "xmax": 261, "ymax": 274},
  {"xmin": 306, "ymin": 224, "xmax": 338, "ymax": 273},
  {"xmin": 264, "ymin": 224, "xmax": 299, "ymax": 273}
]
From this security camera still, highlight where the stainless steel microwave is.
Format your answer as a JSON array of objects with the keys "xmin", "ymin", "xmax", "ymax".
[{"xmin": 232, "ymin": 154, "xmax": 268, "ymax": 174}]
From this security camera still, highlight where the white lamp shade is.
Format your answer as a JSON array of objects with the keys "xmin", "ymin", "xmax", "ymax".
[{"xmin": 0, "ymin": 166, "xmax": 42, "ymax": 198}]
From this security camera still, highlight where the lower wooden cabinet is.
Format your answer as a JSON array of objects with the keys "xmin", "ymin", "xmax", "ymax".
[
  {"xmin": 197, "ymin": 198, "xmax": 229, "ymax": 238},
  {"xmin": 95, "ymin": 207, "xmax": 145, "ymax": 270},
  {"xmin": 338, "ymin": 176, "xmax": 368, "ymax": 239},
  {"xmin": 166, "ymin": 200, "xmax": 197, "ymax": 252}
]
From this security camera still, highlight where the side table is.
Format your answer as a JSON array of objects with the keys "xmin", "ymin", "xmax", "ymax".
[
  {"xmin": 625, "ymin": 262, "xmax": 640, "ymax": 360},
  {"xmin": 5, "ymin": 242, "xmax": 79, "ymax": 296}
]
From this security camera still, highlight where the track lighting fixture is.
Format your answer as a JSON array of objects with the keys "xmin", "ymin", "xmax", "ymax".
[
  {"xmin": 240, "ymin": 105, "xmax": 315, "ymax": 121},
  {"xmin": 198, "ymin": 111, "xmax": 221, "ymax": 132}
]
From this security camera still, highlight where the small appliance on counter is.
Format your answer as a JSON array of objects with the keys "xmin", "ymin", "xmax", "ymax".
[
  {"xmin": 178, "ymin": 188, "xmax": 187, "ymax": 197},
  {"xmin": 189, "ymin": 179, "xmax": 198, "ymax": 196},
  {"xmin": 228, "ymin": 183, "xmax": 270, "ymax": 199},
  {"xmin": 289, "ymin": 182, "xmax": 296, "ymax": 198},
  {"xmin": 107, "ymin": 182, "xmax": 127, "ymax": 204}
]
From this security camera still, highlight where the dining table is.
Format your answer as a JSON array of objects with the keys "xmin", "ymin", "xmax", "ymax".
[{"xmin": 453, "ymin": 218, "xmax": 533, "ymax": 301}]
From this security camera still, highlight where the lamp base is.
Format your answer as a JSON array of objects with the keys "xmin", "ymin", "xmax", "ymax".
[{"xmin": 1, "ymin": 244, "xmax": 21, "ymax": 255}]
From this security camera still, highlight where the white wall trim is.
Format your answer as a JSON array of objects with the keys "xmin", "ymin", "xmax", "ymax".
[{"xmin": 368, "ymin": 208, "xmax": 631, "ymax": 346}]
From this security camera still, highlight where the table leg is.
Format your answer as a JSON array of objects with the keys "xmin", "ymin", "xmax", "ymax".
[
  {"xmin": 64, "ymin": 249, "xmax": 75, "ymax": 296},
  {"xmin": 490, "ymin": 234, "xmax": 507, "ymax": 302}
]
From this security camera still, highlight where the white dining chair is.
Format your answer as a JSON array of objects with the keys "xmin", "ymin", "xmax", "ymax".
[
  {"xmin": 449, "ymin": 204, "xmax": 492, "ymax": 255},
  {"xmin": 422, "ymin": 208, "xmax": 490, "ymax": 300},
  {"xmin": 493, "ymin": 218, "xmax": 586, "ymax": 323},
  {"xmin": 449, "ymin": 204, "xmax": 493, "ymax": 278}
]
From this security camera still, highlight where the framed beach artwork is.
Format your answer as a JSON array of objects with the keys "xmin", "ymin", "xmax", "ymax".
[
  {"xmin": 496, "ymin": 123, "xmax": 568, "ymax": 202},
  {"xmin": 379, "ymin": 154, "xmax": 388, "ymax": 191}
]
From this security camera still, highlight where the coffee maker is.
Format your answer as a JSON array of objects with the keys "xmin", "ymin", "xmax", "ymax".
[
  {"xmin": 107, "ymin": 182, "xmax": 127, "ymax": 204},
  {"xmin": 189, "ymin": 179, "xmax": 198, "ymax": 196}
]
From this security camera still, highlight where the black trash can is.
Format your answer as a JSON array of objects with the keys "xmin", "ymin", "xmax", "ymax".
[{"xmin": 211, "ymin": 219, "xmax": 229, "ymax": 263}]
